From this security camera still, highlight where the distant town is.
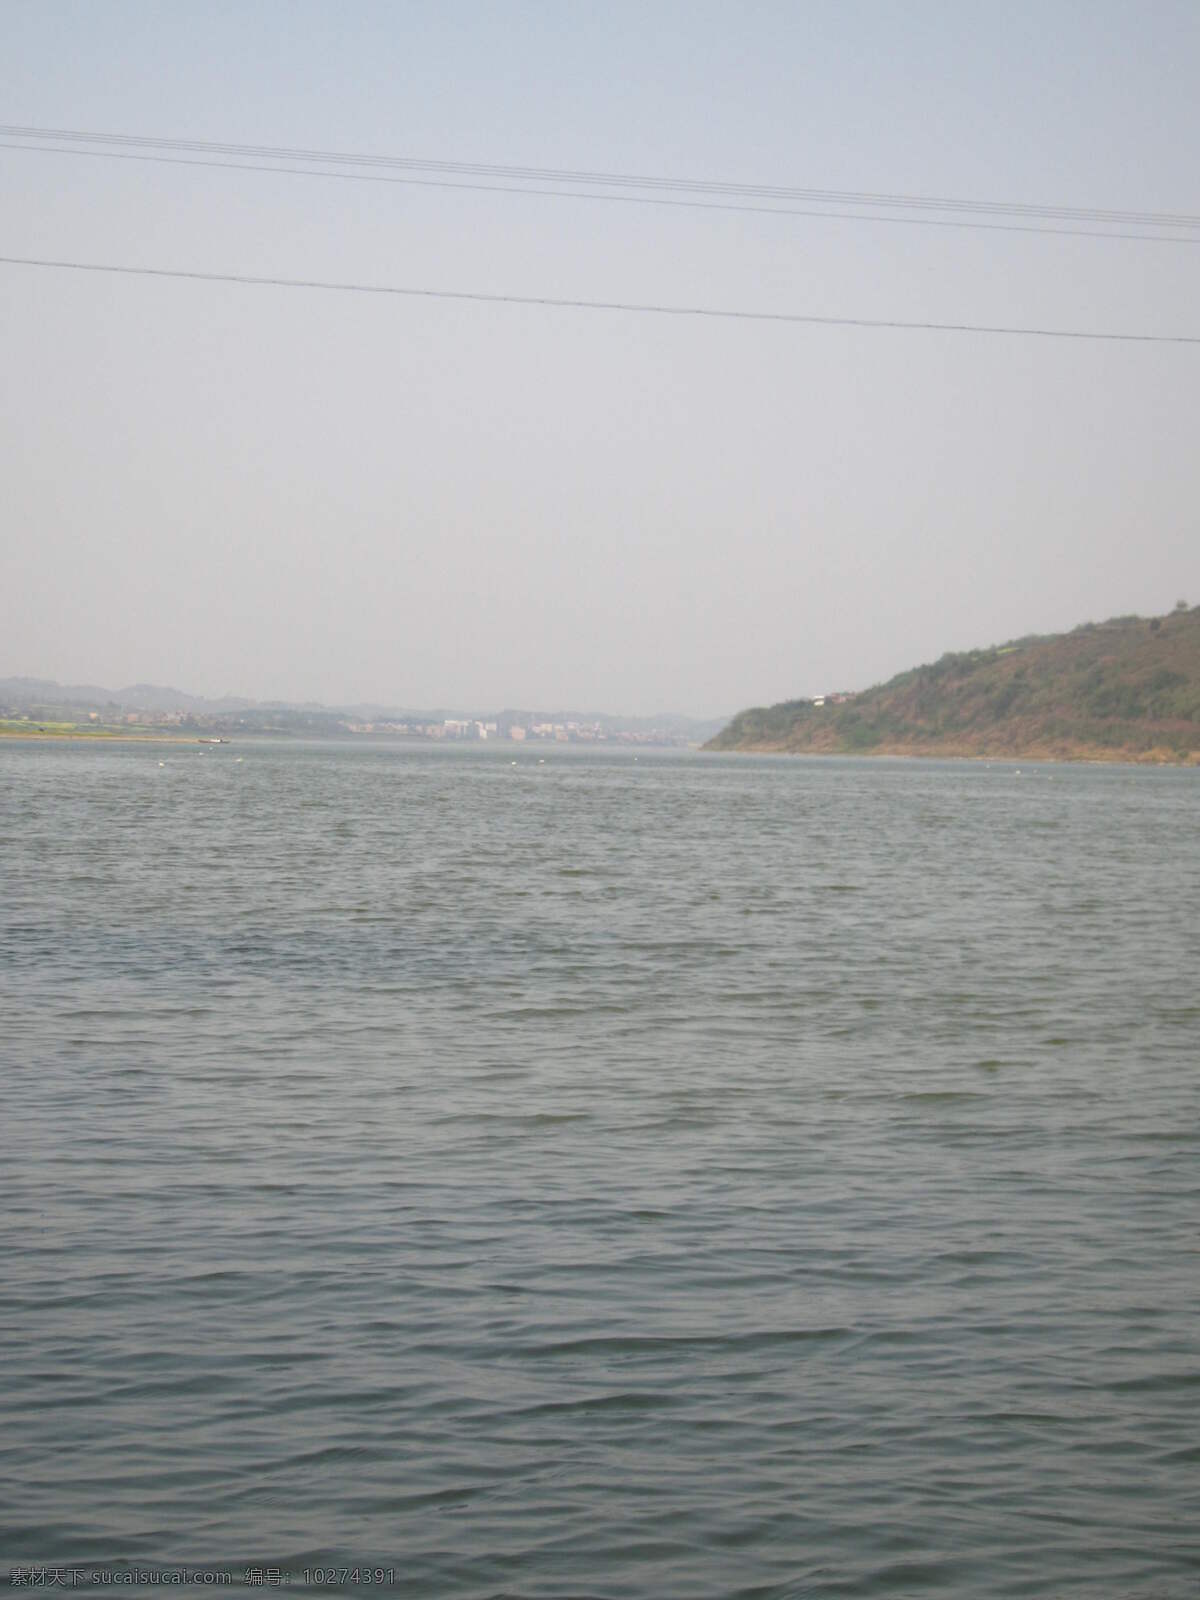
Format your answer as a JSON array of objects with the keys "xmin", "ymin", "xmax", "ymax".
[
  {"xmin": 341, "ymin": 716, "xmax": 671, "ymax": 745},
  {"xmin": 0, "ymin": 677, "xmax": 727, "ymax": 748},
  {"xmin": 84, "ymin": 709, "xmax": 697, "ymax": 745}
]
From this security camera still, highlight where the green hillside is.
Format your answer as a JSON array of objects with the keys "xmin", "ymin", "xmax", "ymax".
[{"xmin": 706, "ymin": 605, "xmax": 1200, "ymax": 763}]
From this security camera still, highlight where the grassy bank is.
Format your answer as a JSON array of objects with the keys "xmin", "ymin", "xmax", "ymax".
[{"xmin": 0, "ymin": 719, "xmax": 198, "ymax": 743}]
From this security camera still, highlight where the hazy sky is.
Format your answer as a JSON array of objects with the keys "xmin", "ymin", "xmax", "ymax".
[{"xmin": 3, "ymin": 2, "xmax": 1198, "ymax": 716}]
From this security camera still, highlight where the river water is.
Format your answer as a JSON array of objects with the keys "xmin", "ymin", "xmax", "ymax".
[{"xmin": 2, "ymin": 740, "xmax": 1198, "ymax": 1597}]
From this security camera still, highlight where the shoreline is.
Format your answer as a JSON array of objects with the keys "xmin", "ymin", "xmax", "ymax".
[
  {"xmin": 707, "ymin": 740, "xmax": 1200, "ymax": 766},
  {"xmin": 4, "ymin": 726, "xmax": 1196, "ymax": 765}
]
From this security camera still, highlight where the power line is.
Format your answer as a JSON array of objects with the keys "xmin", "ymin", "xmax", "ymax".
[
  {"xmin": 2, "ymin": 254, "xmax": 1196, "ymax": 344},
  {"xmin": 4, "ymin": 123, "xmax": 1200, "ymax": 232},
  {"xmin": 3, "ymin": 139, "xmax": 1197, "ymax": 247}
]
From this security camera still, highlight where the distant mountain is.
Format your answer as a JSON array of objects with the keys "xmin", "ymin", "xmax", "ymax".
[
  {"xmin": 706, "ymin": 606, "xmax": 1200, "ymax": 763},
  {"xmin": 115, "ymin": 683, "xmax": 257, "ymax": 713},
  {"xmin": 0, "ymin": 676, "xmax": 253, "ymax": 713},
  {"xmin": 0, "ymin": 675, "xmax": 120, "ymax": 707}
]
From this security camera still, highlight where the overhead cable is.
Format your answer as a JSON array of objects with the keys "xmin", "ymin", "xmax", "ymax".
[
  {"xmin": 3, "ymin": 141, "xmax": 1196, "ymax": 247},
  {"xmin": 3, "ymin": 123, "xmax": 1200, "ymax": 232},
  {"xmin": 2, "ymin": 254, "xmax": 1196, "ymax": 344}
]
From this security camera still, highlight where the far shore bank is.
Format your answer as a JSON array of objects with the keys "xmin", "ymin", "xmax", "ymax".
[
  {"xmin": 0, "ymin": 727, "xmax": 204, "ymax": 744},
  {"xmin": 712, "ymin": 739, "xmax": 1200, "ymax": 766}
]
